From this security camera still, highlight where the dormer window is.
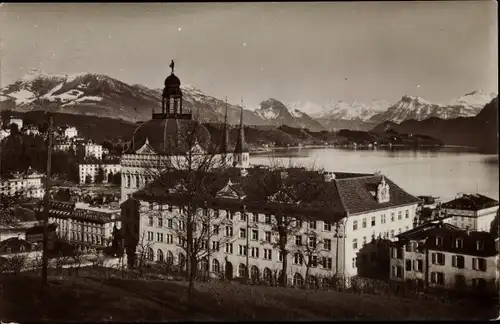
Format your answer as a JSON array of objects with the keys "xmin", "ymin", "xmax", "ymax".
[
  {"xmin": 455, "ymin": 238, "xmax": 464, "ymax": 249},
  {"xmin": 376, "ymin": 176, "xmax": 390, "ymax": 203},
  {"xmin": 476, "ymin": 240, "xmax": 484, "ymax": 251},
  {"xmin": 435, "ymin": 236, "xmax": 443, "ymax": 247}
]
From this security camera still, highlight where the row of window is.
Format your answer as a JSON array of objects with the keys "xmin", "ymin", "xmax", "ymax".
[
  {"xmin": 353, "ymin": 227, "xmax": 410, "ymax": 250},
  {"xmin": 352, "ymin": 210, "xmax": 410, "ymax": 231},
  {"xmin": 146, "ymin": 213, "xmax": 335, "ymax": 231},
  {"xmin": 431, "ymin": 252, "xmax": 487, "ymax": 271}
]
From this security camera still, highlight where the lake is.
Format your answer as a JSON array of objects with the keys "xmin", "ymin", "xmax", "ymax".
[{"xmin": 250, "ymin": 147, "xmax": 499, "ymax": 203}]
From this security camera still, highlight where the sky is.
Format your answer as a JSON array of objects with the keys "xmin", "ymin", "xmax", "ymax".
[{"xmin": 0, "ymin": 2, "xmax": 497, "ymax": 108}]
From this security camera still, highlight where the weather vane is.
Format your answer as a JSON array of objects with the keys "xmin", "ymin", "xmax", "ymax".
[{"xmin": 169, "ymin": 60, "xmax": 175, "ymax": 74}]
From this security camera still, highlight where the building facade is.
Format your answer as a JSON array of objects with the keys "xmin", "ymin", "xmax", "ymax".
[
  {"xmin": 390, "ymin": 221, "xmax": 499, "ymax": 294},
  {"xmin": 0, "ymin": 167, "xmax": 44, "ymax": 198},
  {"xmin": 85, "ymin": 141, "xmax": 103, "ymax": 160},
  {"xmin": 34, "ymin": 201, "xmax": 121, "ymax": 251},
  {"xmin": 440, "ymin": 194, "xmax": 499, "ymax": 232},
  {"xmin": 78, "ymin": 162, "xmax": 121, "ymax": 184},
  {"xmin": 64, "ymin": 126, "xmax": 78, "ymax": 139}
]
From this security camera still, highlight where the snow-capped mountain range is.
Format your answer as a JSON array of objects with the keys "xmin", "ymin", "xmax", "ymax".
[
  {"xmin": 289, "ymin": 100, "xmax": 390, "ymax": 121},
  {"xmin": 369, "ymin": 90, "xmax": 497, "ymax": 124},
  {"xmin": 0, "ymin": 69, "xmax": 496, "ymax": 130},
  {"xmin": 254, "ymin": 98, "xmax": 324, "ymax": 131}
]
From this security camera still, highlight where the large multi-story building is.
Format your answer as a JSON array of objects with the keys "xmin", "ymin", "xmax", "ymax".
[
  {"xmin": 84, "ymin": 141, "xmax": 103, "ymax": 160},
  {"xmin": 119, "ymin": 61, "xmax": 420, "ymax": 283},
  {"xmin": 0, "ymin": 167, "xmax": 44, "ymax": 198},
  {"xmin": 34, "ymin": 201, "xmax": 121, "ymax": 251},
  {"xmin": 78, "ymin": 161, "xmax": 121, "ymax": 184},
  {"xmin": 389, "ymin": 221, "xmax": 499, "ymax": 294},
  {"xmin": 440, "ymin": 194, "xmax": 498, "ymax": 232}
]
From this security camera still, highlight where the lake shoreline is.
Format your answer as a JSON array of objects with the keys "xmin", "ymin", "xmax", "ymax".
[{"xmin": 250, "ymin": 144, "xmax": 481, "ymax": 154}]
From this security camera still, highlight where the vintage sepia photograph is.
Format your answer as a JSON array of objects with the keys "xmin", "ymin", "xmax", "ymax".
[{"xmin": 0, "ymin": 1, "xmax": 498, "ymax": 321}]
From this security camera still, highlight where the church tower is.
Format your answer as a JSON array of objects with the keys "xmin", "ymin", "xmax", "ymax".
[
  {"xmin": 233, "ymin": 99, "xmax": 250, "ymax": 170},
  {"xmin": 155, "ymin": 60, "xmax": 191, "ymax": 120},
  {"xmin": 219, "ymin": 97, "xmax": 233, "ymax": 167}
]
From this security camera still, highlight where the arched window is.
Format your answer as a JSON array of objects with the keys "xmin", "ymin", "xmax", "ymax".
[
  {"xmin": 263, "ymin": 267, "xmax": 272, "ymax": 283},
  {"xmin": 147, "ymin": 247, "xmax": 154, "ymax": 261},
  {"xmin": 135, "ymin": 175, "xmax": 140, "ymax": 188},
  {"xmin": 157, "ymin": 249, "xmax": 164, "ymax": 262},
  {"xmin": 293, "ymin": 273, "xmax": 304, "ymax": 286},
  {"xmin": 250, "ymin": 266, "xmax": 260, "ymax": 282},
  {"xmin": 166, "ymin": 251, "xmax": 174, "ymax": 264},
  {"xmin": 200, "ymin": 258, "xmax": 209, "ymax": 272},
  {"xmin": 238, "ymin": 263, "xmax": 247, "ymax": 278},
  {"xmin": 211, "ymin": 259, "xmax": 220, "ymax": 273}
]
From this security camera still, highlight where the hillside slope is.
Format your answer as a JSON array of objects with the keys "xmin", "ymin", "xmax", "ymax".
[{"xmin": 0, "ymin": 274, "xmax": 493, "ymax": 322}]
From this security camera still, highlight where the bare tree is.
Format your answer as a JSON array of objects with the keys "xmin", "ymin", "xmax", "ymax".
[
  {"xmin": 294, "ymin": 230, "xmax": 327, "ymax": 288},
  {"xmin": 71, "ymin": 247, "xmax": 85, "ymax": 277},
  {"xmin": 244, "ymin": 158, "xmax": 326, "ymax": 287},
  {"xmin": 0, "ymin": 254, "xmax": 27, "ymax": 275},
  {"xmin": 137, "ymin": 111, "xmax": 231, "ymax": 303},
  {"xmin": 134, "ymin": 230, "xmax": 155, "ymax": 276}
]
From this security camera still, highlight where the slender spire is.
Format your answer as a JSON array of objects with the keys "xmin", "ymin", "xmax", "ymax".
[
  {"xmin": 219, "ymin": 96, "xmax": 230, "ymax": 154},
  {"xmin": 234, "ymin": 97, "xmax": 249, "ymax": 153}
]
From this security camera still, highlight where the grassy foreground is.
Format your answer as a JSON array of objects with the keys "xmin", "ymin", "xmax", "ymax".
[{"xmin": 0, "ymin": 273, "xmax": 496, "ymax": 322}]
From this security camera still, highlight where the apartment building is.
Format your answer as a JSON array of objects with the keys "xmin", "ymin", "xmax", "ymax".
[
  {"xmin": 0, "ymin": 167, "xmax": 44, "ymax": 198},
  {"xmin": 440, "ymin": 194, "xmax": 499, "ymax": 232},
  {"xmin": 121, "ymin": 168, "xmax": 420, "ymax": 283},
  {"xmin": 34, "ymin": 201, "xmax": 121, "ymax": 251},
  {"xmin": 84, "ymin": 141, "xmax": 103, "ymax": 160},
  {"xmin": 390, "ymin": 221, "xmax": 498, "ymax": 294},
  {"xmin": 78, "ymin": 161, "xmax": 120, "ymax": 184}
]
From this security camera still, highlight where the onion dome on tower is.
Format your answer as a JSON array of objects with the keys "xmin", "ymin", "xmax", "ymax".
[{"xmin": 126, "ymin": 60, "xmax": 211, "ymax": 155}]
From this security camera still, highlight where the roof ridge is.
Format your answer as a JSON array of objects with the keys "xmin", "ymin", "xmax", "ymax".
[{"xmin": 333, "ymin": 179, "xmax": 349, "ymax": 215}]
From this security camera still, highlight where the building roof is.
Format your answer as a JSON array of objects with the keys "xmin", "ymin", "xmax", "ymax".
[
  {"xmin": 335, "ymin": 175, "xmax": 420, "ymax": 215},
  {"xmin": 395, "ymin": 221, "xmax": 498, "ymax": 257},
  {"xmin": 34, "ymin": 200, "xmax": 119, "ymax": 224},
  {"xmin": 25, "ymin": 223, "xmax": 58, "ymax": 235},
  {"xmin": 441, "ymin": 193, "xmax": 499, "ymax": 211},
  {"xmin": 131, "ymin": 168, "xmax": 416, "ymax": 221},
  {"xmin": 126, "ymin": 118, "xmax": 213, "ymax": 155},
  {"xmin": 0, "ymin": 237, "xmax": 33, "ymax": 254}
]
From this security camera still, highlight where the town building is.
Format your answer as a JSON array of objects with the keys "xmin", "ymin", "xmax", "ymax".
[
  {"xmin": 23, "ymin": 125, "xmax": 40, "ymax": 137},
  {"xmin": 440, "ymin": 194, "xmax": 499, "ymax": 232},
  {"xmin": 64, "ymin": 126, "xmax": 78, "ymax": 139},
  {"xmin": 34, "ymin": 201, "xmax": 121, "ymax": 251},
  {"xmin": 84, "ymin": 140, "xmax": 103, "ymax": 160},
  {"xmin": 389, "ymin": 221, "xmax": 499, "ymax": 295},
  {"xmin": 0, "ymin": 167, "xmax": 45, "ymax": 198},
  {"xmin": 53, "ymin": 141, "xmax": 76, "ymax": 152},
  {"xmin": 0, "ymin": 237, "xmax": 43, "ymax": 268},
  {"xmin": 7, "ymin": 117, "xmax": 23, "ymax": 131},
  {"xmin": 119, "ymin": 61, "xmax": 421, "ymax": 283},
  {"xmin": 78, "ymin": 161, "xmax": 120, "ymax": 184},
  {"xmin": 0, "ymin": 129, "xmax": 11, "ymax": 141}
]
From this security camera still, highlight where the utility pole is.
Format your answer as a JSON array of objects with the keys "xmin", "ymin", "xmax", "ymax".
[{"xmin": 42, "ymin": 113, "xmax": 54, "ymax": 285}]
